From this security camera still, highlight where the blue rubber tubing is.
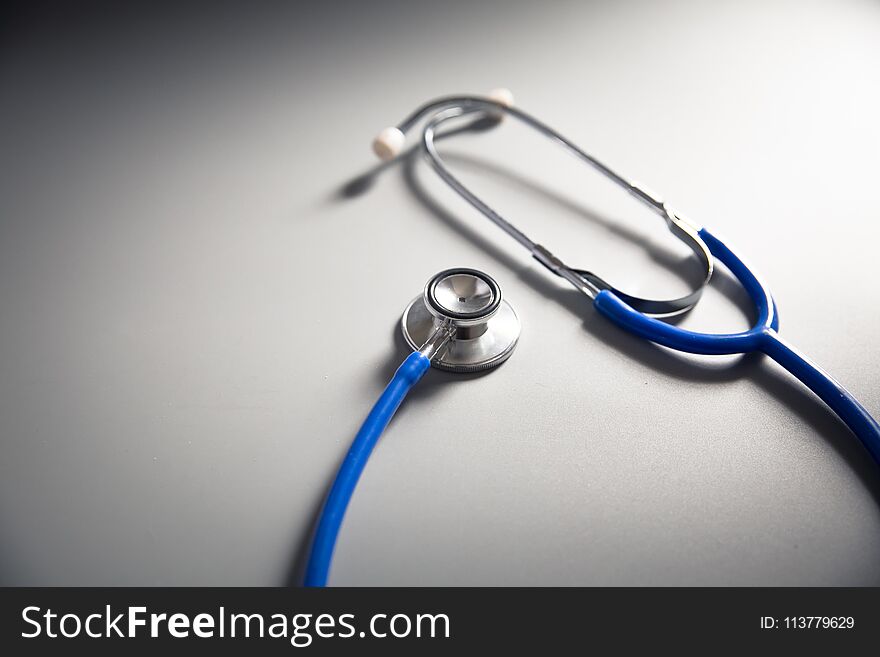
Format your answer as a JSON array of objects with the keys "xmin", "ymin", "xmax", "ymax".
[
  {"xmin": 304, "ymin": 351, "xmax": 431, "ymax": 587},
  {"xmin": 594, "ymin": 228, "xmax": 880, "ymax": 467}
]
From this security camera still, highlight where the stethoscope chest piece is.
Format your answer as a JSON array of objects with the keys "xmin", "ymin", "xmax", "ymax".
[{"xmin": 401, "ymin": 268, "xmax": 520, "ymax": 373}]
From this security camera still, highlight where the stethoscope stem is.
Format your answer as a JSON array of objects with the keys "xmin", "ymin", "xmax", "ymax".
[{"xmin": 418, "ymin": 322, "xmax": 455, "ymax": 360}]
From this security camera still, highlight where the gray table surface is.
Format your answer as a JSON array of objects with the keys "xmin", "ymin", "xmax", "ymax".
[{"xmin": 2, "ymin": 0, "xmax": 879, "ymax": 585}]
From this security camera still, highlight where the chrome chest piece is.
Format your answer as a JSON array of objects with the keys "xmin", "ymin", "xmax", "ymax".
[{"xmin": 401, "ymin": 268, "xmax": 520, "ymax": 373}]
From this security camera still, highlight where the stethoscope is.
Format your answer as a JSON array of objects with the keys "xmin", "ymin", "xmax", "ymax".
[{"xmin": 304, "ymin": 90, "xmax": 880, "ymax": 587}]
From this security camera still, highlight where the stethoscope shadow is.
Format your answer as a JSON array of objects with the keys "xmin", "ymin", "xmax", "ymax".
[{"xmin": 287, "ymin": 133, "xmax": 880, "ymax": 586}]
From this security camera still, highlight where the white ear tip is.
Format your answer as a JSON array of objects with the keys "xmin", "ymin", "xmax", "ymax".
[
  {"xmin": 487, "ymin": 87, "xmax": 514, "ymax": 108},
  {"xmin": 372, "ymin": 127, "xmax": 405, "ymax": 161}
]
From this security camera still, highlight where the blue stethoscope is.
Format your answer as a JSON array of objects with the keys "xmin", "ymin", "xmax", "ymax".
[{"xmin": 304, "ymin": 91, "xmax": 880, "ymax": 586}]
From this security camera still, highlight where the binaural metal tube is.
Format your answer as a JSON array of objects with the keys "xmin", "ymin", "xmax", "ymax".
[{"xmin": 379, "ymin": 93, "xmax": 714, "ymax": 317}]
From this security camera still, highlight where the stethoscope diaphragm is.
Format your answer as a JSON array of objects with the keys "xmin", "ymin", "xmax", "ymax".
[{"xmin": 401, "ymin": 268, "xmax": 520, "ymax": 373}]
